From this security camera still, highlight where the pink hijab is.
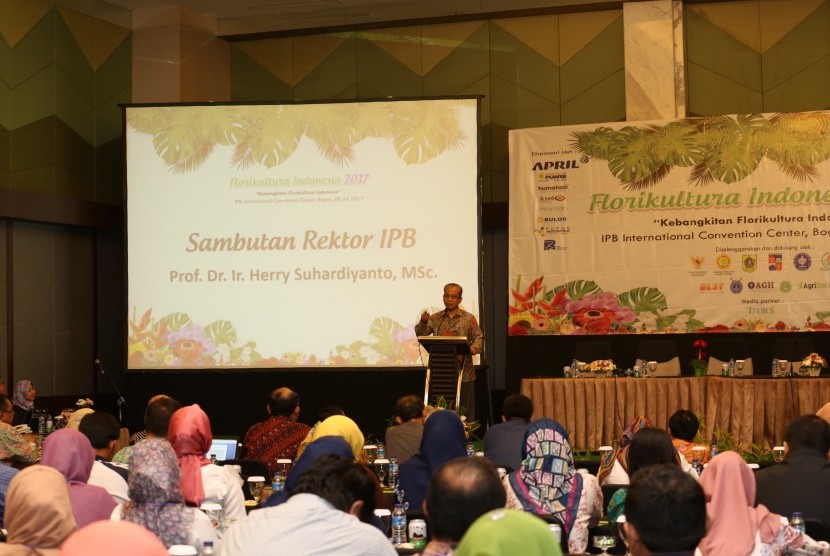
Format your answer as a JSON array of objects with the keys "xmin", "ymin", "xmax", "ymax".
[
  {"xmin": 41, "ymin": 429, "xmax": 116, "ymax": 528},
  {"xmin": 698, "ymin": 451, "xmax": 781, "ymax": 555},
  {"xmin": 167, "ymin": 404, "xmax": 212, "ymax": 506}
]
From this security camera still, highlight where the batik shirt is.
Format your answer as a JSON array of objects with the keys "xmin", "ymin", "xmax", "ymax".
[
  {"xmin": 415, "ymin": 308, "xmax": 483, "ymax": 381},
  {"xmin": 244, "ymin": 416, "xmax": 310, "ymax": 477}
]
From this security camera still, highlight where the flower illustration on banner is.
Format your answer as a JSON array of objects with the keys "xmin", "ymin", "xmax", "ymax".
[{"xmin": 566, "ymin": 293, "xmax": 635, "ymax": 334}]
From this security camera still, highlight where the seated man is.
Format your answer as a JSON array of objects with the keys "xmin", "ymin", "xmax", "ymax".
[
  {"xmin": 483, "ymin": 394, "xmax": 532, "ymax": 471},
  {"xmin": 422, "ymin": 456, "xmax": 507, "ymax": 555},
  {"xmin": 0, "ymin": 395, "xmax": 37, "ymax": 467},
  {"xmin": 668, "ymin": 409, "xmax": 709, "ymax": 464},
  {"xmin": 113, "ymin": 395, "xmax": 181, "ymax": 464},
  {"xmin": 244, "ymin": 388, "xmax": 310, "ymax": 476},
  {"xmin": 79, "ymin": 411, "xmax": 130, "ymax": 503},
  {"xmin": 218, "ymin": 455, "xmax": 396, "ymax": 556},
  {"xmin": 755, "ymin": 414, "xmax": 830, "ymax": 527},
  {"xmin": 385, "ymin": 395, "xmax": 425, "ymax": 464},
  {"xmin": 623, "ymin": 464, "xmax": 706, "ymax": 556}
]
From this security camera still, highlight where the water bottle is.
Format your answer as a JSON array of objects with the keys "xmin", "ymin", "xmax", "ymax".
[
  {"xmin": 202, "ymin": 541, "xmax": 215, "ymax": 556},
  {"xmin": 691, "ymin": 458, "xmax": 703, "ymax": 476},
  {"xmin": 46, "ymin": 416, "xmax": 53, "ymax": 434},
  {"xmin": 272, "ymin": 471, "xmax": 284, "ymax": 492},
  {"xmin": 791, "ymin": 512, "xmax": 805, "ymax": 534},
  {"xmin": 709, "ymin": 436, "xmax": 720, "ymax": 458},
  {"xmin": 771, "ymin": 359, "xmax": 779, "ymax": 377},
  {"xmin": 466, "ymin": 442, "xmax": 475, "ymax": 457},
  {"xmin": 728, "ymin": 358, "xmax": 736, "ymax": 377},
  {"xmin": 388, "ymin": 456, "xmax": 399, "ymax": 489},
  {"xmin": 377, "ymin": 442, "xmax": 386, "ymax": 459},
  {"xmin": 38, "ymin": 412, "xmax": 46, "ymax": 435},
  {"xmin": 391, "ymin": 503, "xmax": 407, "ymax": 545}
]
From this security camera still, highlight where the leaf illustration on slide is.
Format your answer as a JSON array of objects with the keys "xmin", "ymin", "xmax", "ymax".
[
  {"xmin": 765, "ymin": 112, "xmax": 830, "ymax": 182},
  {"xmin": 694, "ymin": 114, "xmax": 769, "ymax": 185},
  {"xmin": 652, "ymin": 121, "xmax": 705, "ymax": 167},
  {"xmin": 304, "ymin": 104, "xmax": 360, "ymax": 166},
  {"xmin": 554, "ymin": 280, "xmax": 602, "ymax": 301},
  {"xmin": 370, "ymin": 317, "xmax": 402, "ymax": 358},
  {"xmin": 570, "ymin": 127, "xmax": 621, "ymax": 159},
  {"xmin": 606, "ymin": 127, "xmax": 665, "ymax": 187},
  {"xmin": 160, "ymin": 312, "xmax": 192, "ymax": 332},
  {"xmin": 391, "ymin": 103, "xmax": 466, "ymax": 164},
  {"xmin": 232, "ymin": 106, "xmax": 303, "ymax": 169},
  {"xmin": 204, "ymin": 320, "xmax": 238, "ymax": 345},
  {"xmin": 618, "ymin": 288, "xmax": 668, "ymax": 313}
]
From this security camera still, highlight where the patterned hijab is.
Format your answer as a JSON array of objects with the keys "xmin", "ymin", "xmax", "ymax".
[
  {"xmin": 12, "ymin": 380, "xmax": 34, "ymax": 411},
  {"xmin": 122, "ymin": 437, "xmax": 194, "ymax": 548},
  {"xmin": 167, "ymin": 404, "xmax": 212, "ymax": 507},
  {"xmin": 597, "ymin": 416, "xmax": 654, "ymax": 484},
  {"xmin": 508, "ymin": 418, "xmax": 583, "ymax": 535}
]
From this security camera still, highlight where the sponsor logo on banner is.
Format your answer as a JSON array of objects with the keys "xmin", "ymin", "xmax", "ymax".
[
  {"xmin": 716, "ymin": 254, "xmax": 731, "ymax": 270},
  {"xmin": 747, "ymin": 281, "xmax": 775, "ymax": 290},
  {"xmin": 780, "ymin": 280, "xmax": 792, "ymax": 293},
  {"xmin": 699, "ymin": 282, "xmax": 724, "ymax": 292},
  {"xmin": 821, "ymin": 252, "xmax": 830, "ymax": 269},
  {"xmin": 742, "ymin": 254, "xmax": 757, "ymax": 272},
  {"xmin": 538, "ymin": 205, "xmax": 565, "ymax": 213},
  {"xmin": 799, "ymin": 281, "xmax": 830, "ymax": 290},
  {"xmin": 535, "ymin": 172, "xmax": 568, "ymax": 185},
  {"xmin": 531, "ymin": 160, "xmax": 582, "ymax": 171},
  {"xmin": 691, "ymin": 256, "xmax": 705, "ymax": 269},
  {"xmin": 539, "ymin": 195, "xmax": 566, "ymax": 202},
  {"xmin": 768, "ymin": 254, "xmax": 782, "ymax": 271},
  {"xmin": 794, "ymin": 252, "xmax": 812, "ymax": 271},
  {"xmin": 730, "ymin": 278, "xmax": 743, "ymax": 294},
  {"xmin": 543, "ymin": 239, "xmax": 566, "ymax": 251}
]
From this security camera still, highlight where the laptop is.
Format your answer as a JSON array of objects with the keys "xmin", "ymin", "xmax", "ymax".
[{"xmin": 207, "ymin": 437, "xmax": 239, "ymax": 462}]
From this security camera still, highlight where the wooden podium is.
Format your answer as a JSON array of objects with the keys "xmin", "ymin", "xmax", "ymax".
[{"xmin": 417, "ymin": 335, "xmax": 470, "ymax": 410}]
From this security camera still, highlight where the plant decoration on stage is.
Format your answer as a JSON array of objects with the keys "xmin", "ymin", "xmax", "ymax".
[
  {"xmin": 508, "ymin": 276, "xmax": 703, "ymax": 335},
  {"xmin": 570, "ymin": 112, "xmax": 830, "ymax": 190},
  {"xmin": 801, "ymin": 353, "xmax": 827, "ymax": 370},
  {"xmin": 587, "ymin": 360, "xmax": 616, "ymax": 372},
  {"xmin": 127, "ymin": 102, "xmax": 469, "ymax": 173},
  {"xmin": 689, "ymin": 339, "xmax": 708, "ymax": 376}
]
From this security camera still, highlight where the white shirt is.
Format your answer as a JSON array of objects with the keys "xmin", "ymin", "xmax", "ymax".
[
  {"xmin": 88, "ymin": 460, "xmax": 130, "ymax": 504},
  {"xmin": 201, "ymin": 464, "xmax": 246, "ymax": 522},
  {"xmin": 217, "ymin": 493, "xmax": 396, "ymax": 556},
  {"xmin": 599, "ymin": 451, "xmax": 699, "ymax": 485},
  {"xmin": 111, "ymin": 503, "xmax": 218, "ymax": 549}
]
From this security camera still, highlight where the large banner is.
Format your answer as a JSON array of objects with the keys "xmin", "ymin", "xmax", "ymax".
[{"xmin": 509, "ymin": 112, "xmax": 830, "ymax": 335}]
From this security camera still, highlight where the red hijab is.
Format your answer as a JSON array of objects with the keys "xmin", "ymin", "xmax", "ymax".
[{"xmin": 167, "ymin": 404, "xmax": 212, "ymax": 506}]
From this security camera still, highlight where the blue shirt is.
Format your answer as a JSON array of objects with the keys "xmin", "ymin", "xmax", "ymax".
[{"xmin": 0, "ymin": 462, "xmax": 19, "ymax": 527}]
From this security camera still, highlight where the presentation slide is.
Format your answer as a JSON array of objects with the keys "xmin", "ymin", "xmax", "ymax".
[{"xmin": 126, "ymin": 99, "xmax": 481, "ymax": 370}]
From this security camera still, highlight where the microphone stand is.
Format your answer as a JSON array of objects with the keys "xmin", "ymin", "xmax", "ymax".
[{"xmin": 95, "ymin": 359, "xmax": 127, "ymax": 424}]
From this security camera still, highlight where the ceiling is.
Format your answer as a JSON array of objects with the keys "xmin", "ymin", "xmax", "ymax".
[{"xmin": 50, "ymin": 0, "xmax": 620, "ymax": 37}]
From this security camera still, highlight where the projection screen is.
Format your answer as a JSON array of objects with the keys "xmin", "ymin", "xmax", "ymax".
[{"xmin": 125, "ymin": 98, "xmax": 481, "ymax": 370}]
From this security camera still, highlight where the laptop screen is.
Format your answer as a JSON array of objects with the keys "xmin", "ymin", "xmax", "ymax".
[{"xmin": 207, "ymin": 437, "xmax": 238, "ymax": 461}]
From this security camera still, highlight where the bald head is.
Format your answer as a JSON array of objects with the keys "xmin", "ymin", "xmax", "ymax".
[{"xmin": 268, "ymin": 388, "xmax": 300, "ymax": 417}]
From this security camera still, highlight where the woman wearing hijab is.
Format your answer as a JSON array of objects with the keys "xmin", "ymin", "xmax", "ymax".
[
  {"xmin": 167, "ymin": 405, "xmax": 245, "ymax": 522},
  {"xmin": 698, "ymin": 451, "xmax": 822, "ymax": 556},
  {"xmin": 11, "ymin": 380, "xmax": 35, "ymax": 427},
  {"xmin": 41, "ymin": 429, "xmax": 116, "ymax": 528},
  {"xmin": 0, "ymin": 465, "xmax": 76, "ymax": 556},
  {"xmin": 60, "ymin": 521, "xmax": 168, "ymax": 556},
  {"xmin": 503, "ymin": 418, "xmax": 601, "ymax": 554},
  {"xmin": 112, "ymin": 437, "xmax": 217, "ymax": 549},
  {"xmin": 399, "ymin": 410, "xmax": 467, "ymax": 510},
  {"xmin": 597, "ymin": 415, "xmax": 655, "ymax": 485},
  {"xmin": 456, "ymin": 509, "xmax": 562, "ymax": 556},
  {"xmin": 300, "ymin": 414, "xmax": 365, "ymax": 459}
]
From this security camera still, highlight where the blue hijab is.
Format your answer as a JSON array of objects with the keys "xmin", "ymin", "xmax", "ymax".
[
  {"xmin": 399, "ymin": 410, "xmax": 467, "ymax": 510},
  {"xmin": 261, "ymin": 436, "xmax": 353, "ymax": 508}
]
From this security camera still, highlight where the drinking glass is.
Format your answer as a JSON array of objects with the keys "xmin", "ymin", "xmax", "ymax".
[
  {"xmin": 200, "ymin": 502, "xmax": 223, "ymax": 529},
  {"xmin": 247, "ymin": 476, "xmax": 265, "ymax": 503},
  {"xmin": 374, "ymin": 458, "xmax": 389, "ymax": 488},
  {"xmin": 773, "ymin": 446, "xmax": 785, "ymax": 463},
  {"xmin": 373, "ymin": 509, "xmax": 391, "ymax": 537},
  {"xmin": 362, "ymin": 445, "xmax": 377, "ymax": 463},
  {"xmin": 277, "ymin": 459, "xmax": 292, "ymax": 475},
  {"xmin": 593, "ymin": 535, "xmax": 617, "ymax": 555},
  {"xmin": 736, "ymin": 360, "xmax": 745, "ymax": 377},
  {"xmin": 778, "ymin": 360, "xmax": 789, "ymax": 377},
  {"xmin": 647, "ymin": 361, "xmax": 658, "ymax": 377}
]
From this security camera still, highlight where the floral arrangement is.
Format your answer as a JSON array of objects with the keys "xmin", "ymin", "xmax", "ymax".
[
  {"xmin": 801, "ymin": 353, "xmax": 827, "ymax": 369},
  {"xmin": 588, "ymin": 360, "xmax": 615, "ymax": 372},
  {"xmin": 690, "ymin": 339, "xmax": 708, "ymax": 376},
  {"xmin": 76, "ymin": 398, "xmax": 94, "ymax": 408}
]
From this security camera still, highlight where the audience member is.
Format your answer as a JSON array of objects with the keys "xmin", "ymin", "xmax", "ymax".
[
  {"xmin": 422, "ymin": 456, "xmax": 507, "ymax": 556},
  {"xmin": 0, "ymin": 394, "xmax": 37, "ymax": 467},
  {"xmin": 296, "ymin": 405, "xmax": 345, "ymax": 455},
  {"xmin": 699, "ymin": 450, "xmax": 812, "ymax": 556},
  {"xmin": 483, "ymin": 393, "xmax": 532, "ymax": 471},
  {"xmin": 3, "ymin": 465, "xmax": 76, "ymax": 555},
  {"xmin": 816, "ymin": 402, "xmax": 830, "ymax": 425},
  {"xmin": 755, "ymin": 415, "xmax": 830, "ymax": 527},
  {"xmin": 218, "ymin": 455, "xmax": 396, "ymax": 556},
  {"xmin": 669, "ymin": 409, "xmax": 709, "ymax": 464},
  {"xmin": 41, "ymin": 429, "xmax": 117, "ymax": 528},
  {"xmin": 623, "ymin": 464, "xmax": 706, "ymax": 556},
  {"xmin": 11, "ymin": 379, "xmax": 35, "ymax": 427},
  {"xmin": 262, "ymin": 435, "xmax": 353, "ymax": 508},
  {"xmin": 0, "ymin": 379, "xmax": 7, "ymax": 397},
  {"xmin": 167, "ymin": 404, "xmax": 246, "ymax": 521},
  {"xmin": 243, "ymin": 387, "xmax": 310, "ymax": 476},
  {"xmin": 598, "ymin": 416, "xmax": 655, "ymax": 485},
  {"xmin": 65, "ymin": 408, "xmax": 94, "ymax": 431},
  {"xmin": 78, "ymin": 411, "xmax": 130, "ymax": 504},
  {"xmin": 399, "ymin": 410, "xmax": 467, "ymax": 510},
  {"xmin": 385, "ymin": 394, "xmax": 425, "ymax": 464},
  {"xmin": 456, "ymin": 509, "xmax": 562, "ymax": 556},
  {"xmin": 300, "ymin": 414, "xmax": 365, "ymax": 460},
  {"xmin": 606, "ymin": 428, "xmax": 682, "ymax": 523},
  {"xmin": 114, "ymin": 395, "xmax": 181, "ymax": 464},
  {"xmin": 503, "ymin": 418, "xmax": 601, "ymax": 554},
  {"xmin": 0, "ymin": 462, "xmax": 17, "ymax": 528},
  {"xmin": 59, "ymin": 521, "xmax": 168, "ymax": 556},
  {"xmin": 113, "ymin": 437, "xmax": 217, "ymax": 549}
]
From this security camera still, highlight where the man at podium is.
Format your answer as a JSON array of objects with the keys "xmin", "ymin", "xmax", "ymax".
[{"xmin": 416, "ymin": 283, "xmax": 483, "ymax": 417}]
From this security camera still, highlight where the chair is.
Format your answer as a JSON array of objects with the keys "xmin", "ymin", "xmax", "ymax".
[
  {"xmin": 635, "ymin": 340, "xmax": 680, "ymax": 376},
  {"xmin": 573, "ymin": 341, "xmax": 613, "ymax": 363},
  {"xmin": 805, "ymin": 517, "xmax": 830, "ymax": 543},
  {"xmin": 706, "ymin": 338, "xmax": 754, "ymax": 376}
]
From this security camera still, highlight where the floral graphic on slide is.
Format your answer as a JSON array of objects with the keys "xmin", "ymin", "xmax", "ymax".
[
  {"xmin": 127, "ymin": 101, "xmax": 470, "ymax": 173},
  {"xmin": 128, "ymin": 308, "xmax": 427, "ymax": 368},
  {"xmin": 570, "ymin": 112, "xmax": 830, "ymax": 190}
]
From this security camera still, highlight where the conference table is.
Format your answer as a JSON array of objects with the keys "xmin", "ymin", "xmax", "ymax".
[{"xmin": 520, "ymin": 376, "xmax": 830, "ymax": 452}]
